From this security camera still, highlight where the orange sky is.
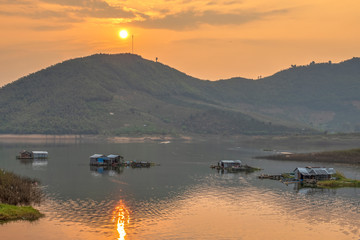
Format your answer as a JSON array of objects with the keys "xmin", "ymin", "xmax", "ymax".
[{"xmin": 1, "ymin": 0, "xmax": 360, "ymax": 86}]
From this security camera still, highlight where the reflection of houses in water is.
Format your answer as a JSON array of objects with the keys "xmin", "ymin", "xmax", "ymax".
[
  {"xmin": 294, "ymin": 167, "xmax": 336, "ymax": 181},
  {"xmin": 294, "ymin": 184, "xmax": 337, "ymax": 195},
  {"xmin": 32, "ymin": 159, "xmax": 48, "ymax": 168},
  {"xmin": 90, "ymin": 165, "xmax": 124, "ymax": 175},
  {"xmin": 19, "ymin": 158, "xmax": 48, "ymax": 169}
]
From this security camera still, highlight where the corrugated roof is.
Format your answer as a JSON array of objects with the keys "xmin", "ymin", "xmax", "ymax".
[
  {"xmin": 296, "ymin": 167, "xmax": 311, "ymax": 175},
  {"xmin": 90, "ymin": 154, "xmax": 105, "ymax": 158},
  {"xmin": 313, "ymin": 169, "xmax": 328, "ymax": 175},
  {"xmin": 107, "ymin": 154, "xmax": 120, "ymax": 158},
  {"xmin": 219, "ymin": 160, "xmax": 242, "ymax": 164},
  {"xmin": 32, "ymin": 151, "xmax": 48, "ymax": 154},
  {"xmin": 295, "ymin": 167, "xmax": 336, "ymax": 175}
]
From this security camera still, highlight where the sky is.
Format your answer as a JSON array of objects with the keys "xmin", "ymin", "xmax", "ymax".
[{"xmin": 1, "ymin": 0, "xmax": 360, "ymax": 86}]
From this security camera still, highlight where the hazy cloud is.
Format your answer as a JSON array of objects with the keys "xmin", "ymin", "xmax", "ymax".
[
  {"xmin": 40, "ymin": 0, "xmax": 108, "ymax": 7},
  {"xmin": 0, "ymin": 8, "xmax": 73, "ymax": 20},
  {"xmin": 0, "ymin": 0, "xmax": 290, "ymax": 32},
  {"xmin": 0, "ymin": 0, "xmax": 134, "ymax": 23},
  {"xmin": 130, "ymin": 9, "xmax": 290, "ymax": 30},
  {"xmin": 207, "ymin": 0, "xmax": 241, "ymax": 6},
  {"xmin": 172, "ymin": 37, "xmax": 290, "ymax": 46},
  {"xmin": 32, "ymin": 24, "xmax": 73, "ymax": 31},
  {"xmin": 0, "ymin": 0, "xmax": 31, "ymax": 4},
  {"xmin": 40, "ymin": 0, "xmax": 135, "ymax": 18}
]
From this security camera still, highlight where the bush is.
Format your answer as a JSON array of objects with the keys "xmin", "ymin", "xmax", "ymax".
[{"xmin": 0, "ymin": 169, "xmax": 42, "ymax": 205}]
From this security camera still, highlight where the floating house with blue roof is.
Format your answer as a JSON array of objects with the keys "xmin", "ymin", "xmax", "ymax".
[{"xmin": 90, "ymin": 154, "xmax": 124, "ymax": 166}]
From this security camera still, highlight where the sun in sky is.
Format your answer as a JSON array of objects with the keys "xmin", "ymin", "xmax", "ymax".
[
  {"xmin": 119, "ymin": 30, "xmax": 129, "ymax": 39},
  {"xmin": 1, "ymin": 0, "xmax": 360, "ymax": 86}
]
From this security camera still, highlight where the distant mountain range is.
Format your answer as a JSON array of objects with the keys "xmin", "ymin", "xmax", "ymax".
[{"xmin": 0, "ymin": 53, "xmax": 359, "ymax": 135}]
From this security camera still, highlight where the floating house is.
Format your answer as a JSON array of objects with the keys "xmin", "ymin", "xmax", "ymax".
[
  {"xmin": 90, "ymin": 154, "xmax": 106, "ymax": 165},
  {"xmin": 218, "ymin": 160, "xmax": 242, "ymax": 168},
  {"xmin": 32, "ymin": 151, "xmax": 48, "ymax": 159},
  {"xmin": 17, "ymin": 150, "xmax": 48, "ymax": 159},
  {"xmin": 89, "ymin": 154, "xmax": 124, "ymax": 166},
  {"xmin": 294, "ymin": 167, "xmax": 336, "ymax": 181},
  {"xmin": 107, "ymin": 154, "xmax": 124, "ymax": 163},
  {"xmin": 17, "ymin": 150, "xmax": 33, "ymax": 159}
]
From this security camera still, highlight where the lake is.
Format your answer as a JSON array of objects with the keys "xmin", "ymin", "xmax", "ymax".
[{"xmin": 0, "ymin": 138, "xmax": 359, "ymax": 240}]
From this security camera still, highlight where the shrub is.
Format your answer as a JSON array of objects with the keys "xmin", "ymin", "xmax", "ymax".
[{"xmin": 0, "ymin": 169, "xmax": 42, "ymax": 205}]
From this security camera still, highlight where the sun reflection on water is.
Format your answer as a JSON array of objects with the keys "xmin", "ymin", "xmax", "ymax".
[{"xmin": 112, "ymin": 201, "xmax": 130, "ymax": 240}]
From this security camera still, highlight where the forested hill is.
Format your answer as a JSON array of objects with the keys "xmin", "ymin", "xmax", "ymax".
[
  {"xmin": 210, "ymin": 58, "xmax": 360, "ymax": 132},
  {"xmin": 0, "ymin": 54, "xmax": 359, "ymax": 135},
  {"xmin": 0, "ymin": 54, "xmax": 299, "ymax": 135}
]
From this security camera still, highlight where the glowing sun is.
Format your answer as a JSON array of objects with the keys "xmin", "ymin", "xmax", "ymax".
[{"xmin": 119, "ymin": 30, "xmax": 129, "ymax": 39}]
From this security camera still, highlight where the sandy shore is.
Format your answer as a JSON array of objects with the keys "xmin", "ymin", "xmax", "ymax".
[
  {"xmin": 0, "ymin": 134, "xmax": 192, "ymax": 144},
  {"xmin": 0, "ymin": 134, "xmax": 85, "ymax": 144},
  {"xmin": 1, "ymin": 133, "xmax": 360, "ymax": 146}
]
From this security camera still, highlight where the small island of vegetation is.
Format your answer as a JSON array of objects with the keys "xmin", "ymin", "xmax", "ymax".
[
  {"xmin": 257, "ymin": 148, "xmax": 360, "ymax": 164},
  {"xmin": 260, "ymin": 170, "xmax": 360, "ymax": 189},
  {"xmin": 317, "ymin": 172, "xmax": 360, "ymax": 188},
  {"xmin": 0, "ymin": 169, "xmax": 43, "ymax": 222},
  {"xmin": 211, "ymin": 160, "xmax": 261, "ymax": 173}
]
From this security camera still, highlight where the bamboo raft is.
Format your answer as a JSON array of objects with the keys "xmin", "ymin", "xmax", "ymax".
[{"xmin": 258, "ymin": 174, "xmax": 282, "ymax": 180}]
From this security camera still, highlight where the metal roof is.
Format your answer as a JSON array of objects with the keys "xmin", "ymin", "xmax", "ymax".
[
  {"xmin": 107, "ymin": 154, "xmax": 120, "ymax": 158},
  {"xmin": 219, "ymin": 160, "xmax": 242, "ymax": 164},
  {"xmin": 90, "ymin": 154, "xmax": 105, "ymax": 158},
  {"xmin": 32, "ymin": 151, "xmax": 48, "ymax": 154},
  {"xmin": 295, "ymin": 167, "xmax": 335, "ymax": 175},
  {"xmin": 296, "ymin": 167, "xmax": 311, "ymax": 175}
]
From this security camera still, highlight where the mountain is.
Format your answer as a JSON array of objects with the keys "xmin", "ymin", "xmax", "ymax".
[
  {"xmin": 0, "ymin": 54, "xmax": 299, "ymax": 135},
  {"xmin": 0, "ymin": 54, "xmax": 359, "ymax": 135},
  {"xmin": 210, "ymin": 58, "xmax": 360, "ymax": 132}
]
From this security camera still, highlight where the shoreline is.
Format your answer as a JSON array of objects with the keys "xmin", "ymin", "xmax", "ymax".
[
  {"xmin": 0, "ymin": 204, "xmax": 43, "ymax": 222},
  {"xmin": 257, "ymin": 148, "xmax": 360, "ymax": 165},
  {"xmin": 1, "ymin": 133, "xmax": 360, "ymax": 146},
  {"xmin": 0, "ymin": 134, "xmax": 193, "ymax": 144}
]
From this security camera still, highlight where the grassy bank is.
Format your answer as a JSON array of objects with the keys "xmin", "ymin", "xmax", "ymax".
[
  {"xmin": 0, "ymin": 169, "xmax": 43, "ymax": 222},
  {"xmin": 0, "ymin": 204, "xmax": 43, "ymax": 222},
  {"xmin": 317, "ymin": 172, "xmax": 360, "ymax": 188},
  {"xmin": 257, "ymin": 147, "xmax": 360, "ymax": 164}
]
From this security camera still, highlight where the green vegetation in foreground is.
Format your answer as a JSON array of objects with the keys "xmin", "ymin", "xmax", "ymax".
[
  {"xmin": 0, "ymin": 169, "xmax": 43, "ymax": 222},
  {"xmin": 317, "ymin": 172, "xmax": 360, "ymax": 188},
  {"xmin": 0, "ymin": 203, "xmax": 43, "ymax": 222},
  {"xmin": 0, "ymin": 169, "xmax": 42, "ymax": 205}
]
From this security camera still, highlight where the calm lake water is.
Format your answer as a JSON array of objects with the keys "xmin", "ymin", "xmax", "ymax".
[{"xmin": 0, "ymin": 139, "xmax": 359, "ymax": 240}]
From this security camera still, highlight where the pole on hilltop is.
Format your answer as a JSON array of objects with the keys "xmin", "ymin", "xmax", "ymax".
[{"xmin": 132, "ymin": 35, "xmax": 134, "ymax": 54}]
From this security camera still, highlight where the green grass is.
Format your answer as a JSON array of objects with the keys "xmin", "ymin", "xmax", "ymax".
[
  {"xmin": 0, "ymin": 169, "xmax": 43, "ymax": 222},
  {"xmin": 317, "ymin": 172, "xmax": 360, "ymax": 188},
  {"xmin": 328, "ymin": 148, "xmax": 360, "ymax": 156},
  {"xmin": 0, "ymin": 203, "xmax": 44, "ymax": 222}
]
